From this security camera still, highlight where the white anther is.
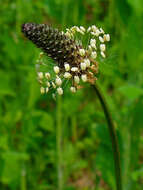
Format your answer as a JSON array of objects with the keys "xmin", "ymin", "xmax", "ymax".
[
  {"xmin": 95, "ymin": 29, "xmax": 100, "ymax": 36},
  {"xmin": 79, "ymin": 49, "xmax": 85, "ymax": 56},
  {"xmin": 99, "ymin": 28, "xmax": 105, "ymax": 34},
  {"xmin": 64, "ymin": 63, "xmax": 70, "ymax": 71},
  {"xmin": 90, "ymin": 39, "xmax": 96, "ymax": 48},
  {"xmin": 46, "ymin": 81, "xmax": 51, "ymax": 87},
  {"xmin": 81, "ymin": 74, "xmax": 87, "ymax": 82},
  {"xmin": 91, "ymin": 25, "xmax": 97, "ymax": 32},
  {"xmin": 40, "ymin": 87, "xmax": 45, "ymax": 94},
  {"xmin": 71, "ymin": 67, "xmax": 78, "ymax": 72},
  {"xmin": 99, "ymin": 36, "xmax": 104, "ymax": 43},
  {"xmin": 74, "ymin": 76, "xmax": 80, "ymax": 84},
  {"xmin": 87, "ymin": 26, "xmax": 91, "ymax": 32},
  {"xmin": 64, "ymin": 72, "xmax": 72, "ymax": 79},
  {"xmin": 101, "ymin": 51, "xmax": 106, "ymax": 58},
  {"xmin": 80, "ymin": 62, "xmax": 86, "ymax": 70},
  {"xmin": 104, "ymin": 34, "xmax": 110, "ymax": 41},
  {"xmin": 45, "ymin": 72, "xmax": 51, "ymax": 79},
  {"xmin": 37, "ymin": 72, "xmax": 44, "ymax": 79},
  {"xmin": 46, "ymin": 87, "xmax": 49, "ymax": 93},
  {"xmin": 57, "ymin": 87, "xmax": 63, "ymax": 95},
  {"xmin": 84, "ymin": 59, "xmax": 90, "ymax": 67},
  {"xmin": 52, "ymin": 82, "xmax": 56, "ymax": 89},
  {"xmin": 70, "ymin": 86, "xmax": 76, "ymax": 93},
  {"xmin": 55, "ymin": 77, "xmax": 62, "ymax": 86},
  {"xmin": 91, "ymin": 51, "xmax": 97, "ymax": 59},
  {"xmin": 100, "ymin": 44, "xmax": 106, "ymax": 52},
  {"xmin": 53, "ymin": 66, "xmax": 60, "ymax": 74},
  {"xmin": 80, "ymin": 26, "xmax": 85, "ymax": 32}
]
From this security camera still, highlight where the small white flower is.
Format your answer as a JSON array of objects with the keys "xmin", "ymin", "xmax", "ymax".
[
  {"xmin": 99, "ymin": 36, "xmax": 104, "ymax": 43},
  {"xmin": 52, "ymin": 82, "xmax": 56, "ymax": 88},
  {"xmin": 81, "ymin": 74, "xmax": 87, "ymax": 82},
  {"xmin": 100, "ymin": 44, "xmax": 106, "ymax": 52},
  {"xmin": 40, "ymin": 87, "xmax": 45, "ymax": 94},
  {"xmin": 91, "ymin": 51, "xmax": 97, "ymax": 59},
  {"xmin": 74, "ymin": 76, "xmax": 80, "ymax": 84},
  {"xmin": 101, "ymin": 51, "xmax": 106, "ymax": 58},
  {"xmin": 104, "ymin": 34, "xmax": 110, "ymax": 41},
  {"xmin": 39, "ymin": 52, "xmax": 44, "ymax": 56},
  {"xmin": 46, "ymin": 81, "xmax": 51, "ymax": 87},
  {"xmin": 70, "ymin": 86, "xmax": 76, "ymax": 93},
  {"xmin": 71, "ymin": 67, "xmax": 78, "ymax": 72},
  {"xmin": 80, "ymin": 62, "xmax": 86, "ymax": 70},
  {"xmin": 64, "ymin": 63, "xmax": 70, "ymax": 71},
  {"xmin": 38, "ymin": 72, "xmax": 44, "ymax": 79},
  {"xmin": 88, "ymin": 45, "xmax": 92, "ymax": 51},
  {"xmin": 84, "ymin": 59, "xmax": 90, "ymax": 67},
  {"xmin": 55, "ymin": 77, "xmax": 62, "ymax": 86},
  {"xmin": 79, "ymin": 49, "xmax": 85, "ymax": 56},
  {"xmin": 57, "ymin": 87, "xmax": 63, "ymax": 95},
  {"xmin": 46, "ymin": 87, "xmax": 49, "ymax": 93},
  {"xmin": 45, "ymin": 72, "xmax": 51, "ymax": 79},
  {"xmin": 54, "ymin": 66, "xmax": 60, "ymax": 74},
  {"xmin": 63, "ymin": 72, "xmax": 72, "ymax": 79}
]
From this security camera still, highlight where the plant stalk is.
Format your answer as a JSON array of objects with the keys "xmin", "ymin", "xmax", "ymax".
[
  {"xmin": 56, "ymin": 95, "xmax": 63, "ymax": 190},
  {"xmin": 92, "ymin": 83, "xmax": 122, "ymax": 190}
]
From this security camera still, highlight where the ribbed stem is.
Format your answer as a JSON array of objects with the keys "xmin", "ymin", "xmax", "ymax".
[
  {"xmin": 92, "ymin": 83, "xmax": 122, "ymax": 190},
  {"xmin": 56, "ymin": 96, "xmax": 63, "ymax": 190}
]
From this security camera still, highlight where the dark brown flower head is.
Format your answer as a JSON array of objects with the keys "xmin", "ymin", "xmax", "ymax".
[{"xmin": 22, "ymin": 23, "xmax": 110, "ymax": 96}]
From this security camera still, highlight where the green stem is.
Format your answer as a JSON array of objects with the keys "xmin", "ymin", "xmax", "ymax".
[
  {"xmin": 56, "ymin": 95, "xmax": 63, "ymax": 190},
  {"xmin": 92, "ymin": 84, "xmax": 122, "ymax": 190}
]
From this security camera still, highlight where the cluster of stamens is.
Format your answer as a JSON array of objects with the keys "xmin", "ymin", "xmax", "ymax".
[{"xmin": 22, "ymin": 24, "xmax": 110, "ymax": 97}]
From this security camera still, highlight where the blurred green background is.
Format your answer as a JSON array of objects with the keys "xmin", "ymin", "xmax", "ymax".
[{"xmin": 0, "ymin": 0, "xmax": 143, "ymax": 190}]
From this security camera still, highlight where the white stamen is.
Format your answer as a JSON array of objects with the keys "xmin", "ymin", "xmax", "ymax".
[
  {"xmin": 45, "ymin": 72, "xmax": 51, "ymax": 79},
  {"xmin": 101, "ymin": 51, "xmax": 106, "ymax": 58},
  {"xmin": 52, "ymin": 82, "xmax": 56, "ymax": 88},
  {"xmin": 99, "ymin": 36, "xmax": 104, "ymax": 43},
  {"xmin": 57, "ymin": 87, "xmax": 63, "ymax": 95},
  {"xmin": 64, "ymin": 63, "xmax": 70, "ymax": 71},
  {"xmin": 46, "ymin": 81, "xmax": 51, "ymax": 87},
  {"xmin": 64, "ymin": 72, "xmax": 72, "ymax": 79},
  {"xmin": 91, "ymin": 25, "xmax": 97, "ymax": 32},
  {"xmin": 81, "ymin": 74, "xmax": 87, "ymax": 82},
  {"xmin": 87, "ymin": 26, "xmax": 91, "ymax": 32},
  {"xmin": 95, "ymin": 29, "xmax": 100, "ymax": 36},
  {"xmin": 46, "ymin": 87, "xmax": 49, "ymax": 93},
  {"xmin": 53, "ymin": 66, "xmax": 60, "ymax": 74},
  {"xmin": 91, "ymin": 51, "xmax": 97, "ymax": 59},
  {"xmin": 79, "ymin": 49, "xmax": 85, "ymax": 56},
  {"xmin": 74, "ymin": 76, "xmax": 80, "ymax": 84},
  {"xmin": 84, "ymin": 59, "xmax": 90, "ymax": 67},
  {"xmin": 99, "ymin": 28, "xmax": 105, "ymax": 34},
  {"xmin": 70, "ymin": 86, "xmax": 76, "ymax": 93},
  {"xmin": 80, "ymin": 62, "xmax": 86, "ymax": 70},
  {"xmin": 80, "ymin": 26, "xmax": 85, "ymax": 32},
  {"xmin": 55, "ymin": 77, "xmax": 62, "ymax": 86},
  {"xmin": 100, "ymin": 44, "xmax": 106, "ymax": 52},
  {"xmin": 90, "ymin": 39, "xmax": 96, "ymax": 49},
  {"xmin": 104, "ymin": 34, "xmax": 110, "ymax": 41},
  {"xmin": 71, "ymin": 67, "xmax": 78, "ymax": 72},
  {"xmin": 37, "ymin": 72, "xmax": 44, "ymax": 79},
  {"xmin": 40, "ymin": 87, "xmax": 45, "ymax": 94}
]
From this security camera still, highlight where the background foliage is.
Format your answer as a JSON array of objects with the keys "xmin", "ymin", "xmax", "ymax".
[{"xmin": 0, "ymin": 0, "xmax": 143, "ymax": 190}]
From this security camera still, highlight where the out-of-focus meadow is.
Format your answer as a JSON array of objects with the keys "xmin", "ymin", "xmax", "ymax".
[{"xmin": 0, "ymin": 0, "xmax": 143, "ymax": 190}]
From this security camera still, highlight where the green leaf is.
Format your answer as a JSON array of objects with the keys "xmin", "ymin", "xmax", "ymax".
[{"xmin": 118, "ymin": 85, "xmax": 143, "ymax": 101}]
